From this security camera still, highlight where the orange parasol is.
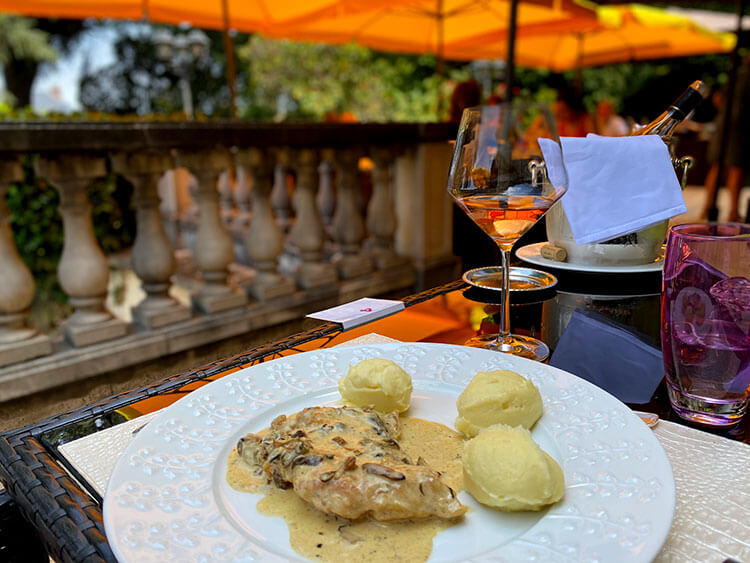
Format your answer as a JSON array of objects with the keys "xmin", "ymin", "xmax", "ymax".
[
  {"xmin": 257, "ymin": 0, "xmax": 600, "ymax": 62},
  {"xmin": 447, "ymin": 3, "xmax": 736, "ymax": 70},
  {"xmin": 254, "ymin": 0, "xmax": 600, "ymax": 101},
  {"xmin": 0, "ymin": 1, "xmax": 407, "ymax": 31}
]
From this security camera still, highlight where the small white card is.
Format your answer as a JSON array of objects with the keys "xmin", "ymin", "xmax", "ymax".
[{"xmin": 307, "ymin": 298, "xmax": 405, "ymax": 330}]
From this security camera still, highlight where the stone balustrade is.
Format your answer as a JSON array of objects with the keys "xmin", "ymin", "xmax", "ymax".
[{"xmin": 0, "ymin": 121, "xmax": 457, "ymax": 413}]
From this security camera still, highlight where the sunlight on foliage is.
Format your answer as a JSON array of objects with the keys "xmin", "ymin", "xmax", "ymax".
[
  {"xmin": 0, "ymin": 15, "xmax": 57, "ymax": 65},
  {"xmin": 238, "ymin": 36, "xmax": 470, "ymax": 122}
]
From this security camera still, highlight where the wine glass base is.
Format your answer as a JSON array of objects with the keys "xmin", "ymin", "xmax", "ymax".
[{"xmin": 464, "ymin": 334, "xmax": 550, "ymax": 362}]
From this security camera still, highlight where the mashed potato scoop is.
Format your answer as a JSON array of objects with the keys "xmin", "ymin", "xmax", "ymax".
[
  {"xmin": 463, "ymin": 424, "xmax": 564, "ymax": 512},
  {"xmin": 339, "ymin": 358, "xmax": 412, "ymax": 413},
  {"xmin": 455, "ymin": 370, "xmax": 542, "ymax": 437}
]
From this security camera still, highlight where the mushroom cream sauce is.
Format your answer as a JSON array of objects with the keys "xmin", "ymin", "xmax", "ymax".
[{"xmin": 226, "ymin": 416, "xmax": 464, "ymax": 562}]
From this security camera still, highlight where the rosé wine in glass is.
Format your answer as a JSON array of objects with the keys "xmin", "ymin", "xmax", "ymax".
[{"xmin": 455, "ymin": 193, "xmax": 557, "ymax": 249}]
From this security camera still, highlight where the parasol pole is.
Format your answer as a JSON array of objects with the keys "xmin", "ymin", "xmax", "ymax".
[
  {"xmin": 574, "ymin": 32, "xmax": 583, "ymax": 91},
  {"xmin": 436, "ymin": 0, "xmax": 445, "ymax": 118},
  {"xmin": 221, "ymin": 0, "xmax": 237, "ymax": 118},
  {"xmin": 506, "ymin": 0, "xmax": 519, "ymax": 102},
  {"xmin": 707, "ymin": 0, "xmax": 746, "ymax": 221}
]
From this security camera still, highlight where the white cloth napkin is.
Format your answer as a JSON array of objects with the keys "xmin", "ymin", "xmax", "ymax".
[{"xmin": 541, "ymin": 134, "xmax": 686, "ymax": 245}]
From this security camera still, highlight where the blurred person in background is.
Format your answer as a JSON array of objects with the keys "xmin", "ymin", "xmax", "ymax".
[
  {"xmin": 485, "ymin": 93, "xmax": 504, "ymax": 105},
  {"xmin": 594, "ymin": 99, "xmax": 629, "ymax": 136},
  {"xmin": 449, "ymin": 79, "xmax": 482, "ymax": 124},
  {"xmin": 552, "ymin": 82, "xmax": 595, "ymax": 137},
  {"xmin": 701, "ymin": 55, "xmax": 750, "ymax": 223},
  {"xmin": 484, "ymin": 83, "xmax": 506, "ymax": 106}
]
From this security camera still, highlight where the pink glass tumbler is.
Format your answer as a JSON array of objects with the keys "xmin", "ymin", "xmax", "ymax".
[{"xmin": 661, "ymin": 223, "xmax": 750, "ymax": 426}]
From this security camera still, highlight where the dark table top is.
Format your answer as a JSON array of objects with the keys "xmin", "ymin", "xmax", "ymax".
[{"xmin": 0, "ymin": 274, "xmax": 747, "ymax": 562}]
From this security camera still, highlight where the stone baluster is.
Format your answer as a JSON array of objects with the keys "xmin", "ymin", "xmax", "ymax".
[
  {"xmin": 271, "ymin": 156, "xmax": 292, "ymax": 231},
  {"xmin": 157, "ymin": 169, "xmax": 182, "ymax": 249},
  {"xmin": 331, "ymin": 149, "xmax": 373, "ymax": 278},
  {"xmin": 367, "ymin": 148, "xmax": 408, "ymax": 270},
  {"xmin": 237, "ymin": 148, "xmax": 295, "ymax": 300},
  {"xmin": 180, "ymin": 149, "xmax": 247, "ymax": 313},
  {"xmin": 0, "ymin": 160, "xmax": 53, "ymax": 366},
  {"xmin": 217, "ymin": 168, "xmax": 235, "ymax": 224},
  {"xmin": 233, "ymin": 164, "xmax": 252, "ymax": 229},
  {"xmin": 112, "ymin": 152, "xmax": 191, "ymax": 329},
  {"xmin": 37, "ymin": 155, "xmax": 128, "ymax": 347},
  {"xmin": 316, "ymin": 158, "xmax": 336, "ymax": 231},
  {"xmin": 229, "ymin": 165, "xmax": 252, "ymax": 264},
  {"xmin": 288, "ymin": 149, "xmax": 338, "ymax": 289},
  {"xmin": 185, "ymin": 169, "xmax": 201, "ymax": 224}
]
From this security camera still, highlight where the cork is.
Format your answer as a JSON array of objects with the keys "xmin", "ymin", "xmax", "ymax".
[{"xmin": 540, "ymin": 244, "xmax": 567, "ymax": 262}]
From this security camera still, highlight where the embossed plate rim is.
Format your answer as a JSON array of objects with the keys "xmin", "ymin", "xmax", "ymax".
[{"xmin": 104, "ymin": 342, "xmax": 675, "ymax": 562}]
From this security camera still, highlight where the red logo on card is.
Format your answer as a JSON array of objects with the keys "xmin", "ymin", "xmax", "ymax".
[{"xmin": 360, "ymin": 308, "xmax": 373, "ymax": 312}]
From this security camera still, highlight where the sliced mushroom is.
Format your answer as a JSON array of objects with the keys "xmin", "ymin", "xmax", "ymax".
[
  {"xmin": 293, "ymin": 455, "xmax": 322, "ymax": 467},
  {"xmin": 319, "ymin": 471, "xmax": 335, "ymax": 483},
  {"xmin": 237, "ymin": 434, "xmax": 264, "ymax": 464},
  {"xmin": 319, "ymin": 456, "xmax": 357, "ymax": 483},
  {"xmin": 272, "ymin": 470, "xmax": 292, "ymax": 489},
  {"xmin": 339, "ymin": 456, "xmax": 356, "ymax": 473},
  {"xmin": 362, "ymin": 463, "xmax": 406, "ymax": 481}
]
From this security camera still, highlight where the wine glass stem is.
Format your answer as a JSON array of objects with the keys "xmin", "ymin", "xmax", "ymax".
[{"xmin": 497, "ymin": 248, "xmax": 512, "ymax": 342}]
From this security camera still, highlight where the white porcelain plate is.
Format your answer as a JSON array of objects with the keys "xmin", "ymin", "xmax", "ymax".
[
  {"xmin": 104, "ymin": 343, "xmax": 675, "ymax": 562},
  {"xmin": 517, "ymin": 242, "xmax": 665, "ymax": 273}
]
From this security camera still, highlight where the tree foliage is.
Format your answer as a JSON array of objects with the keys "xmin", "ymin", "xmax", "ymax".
[
  {"xmin": 0, "ymin": 16, "xmax": 57, "ymax": 65},
  {"xmin": 80, "ymin": 28, "xmax": 174, "ymax": 115},
  {"xmin": 80, "ymin": 25, "xmax": 250, "ymax": 117},
  {"xmin": 0, "ymin": 16, "xmax": 87, "ymax": 107},
  {"xmin": 0, "ymin": 16, "xmax": 57, "ymax": 107},
  {"xmin": 238, "ymin": 35, "xmax": 470, "ymax": 122}
]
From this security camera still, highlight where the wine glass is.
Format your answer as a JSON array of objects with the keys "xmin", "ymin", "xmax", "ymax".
[{"xmin": 447, "ymin": 103, "xmax": 568, "ymax": 360}]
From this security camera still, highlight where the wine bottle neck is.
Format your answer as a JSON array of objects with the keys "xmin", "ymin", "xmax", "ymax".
[
  {"xmin": 633, "ymin": 82, "xmax": 706, "ymax": 141},
  {"xmin": 668, "ymin": 85, "xmax": 705, "ymax": 121},
  {"xmin": 635, "ymin": 110, "xmax": 680, "ymax": 139}
]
